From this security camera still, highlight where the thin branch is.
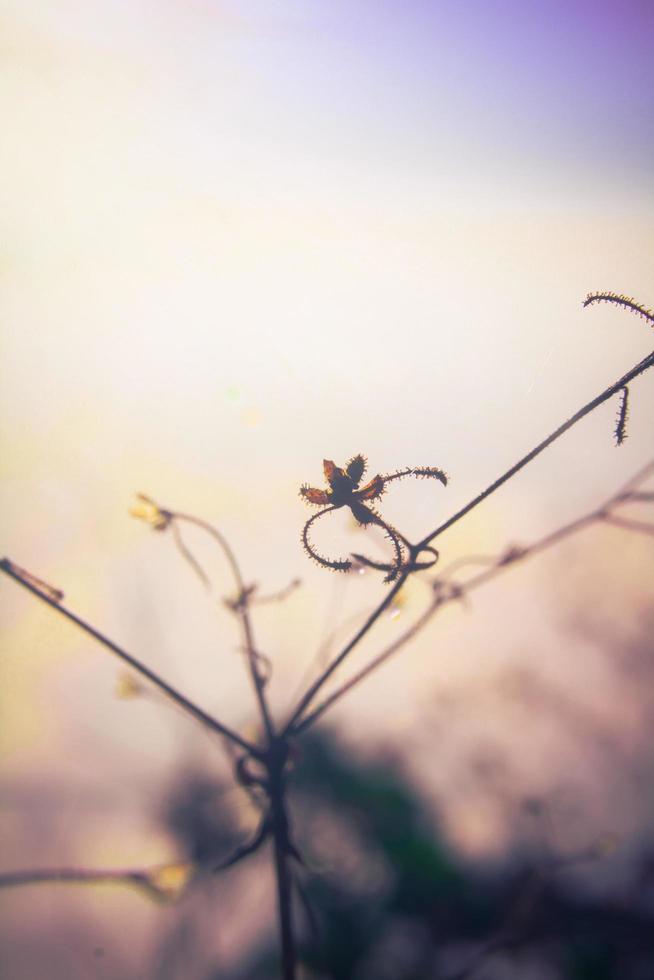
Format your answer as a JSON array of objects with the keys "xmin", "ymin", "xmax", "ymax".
[
  {"xmin": 292, "ymin": 594, "xmax": 438, "ymax": 735},
  {"xmin": 283, "ymin": 571, "xmax": 409, "ymax": 734},
  {"xmin": 292, "ymin": 515, "xmax": 595, "ymax": 734},
  {"xmin": 0, "ymin": 558, "xmax": 262, "ymax": 760},
  {"xmin": 0, "ymin": 801, "xmax": 269, "ymax": 905},
  {"xmin": 417, "ymin": 347, "xmax": 654, "ymax": 550},
  {"xmin": 0, "ymin": 867, "xmax": 143, "ymax": 889},
  {"xmin": 613, "ymin": 459, "xmax": 654, "ymax": 495},
  {"xmin": 211, "ymin": 815, "xmax": 271, "ymax": 873},
  {"xmin": 0, "ymin": 862, "xmax": 194, "ymax": 903},
  {"xmin": 172, "ymin": 512, "xmax": 245, "ymax": 591},
  {"xmin": 600, "ymin": 513, "xmax": 654, "ymax": 537},
  {"xmin": 170, "ymin": 519, "xmax": 212, "ymax": 590},
  {"xmin": 240, "ymin": 596, "xmax": 276, "ymax": 742},
  {"xmin": 173, "ymin": 512, "xmax": 276, "ymax": 743},
  {"xmin": 254, "ymin": 578, "xmax": 301, "ymax": 605},
  {"xmin": 286, "ymin": 602, "xmax": 371, "ymax": 716}
]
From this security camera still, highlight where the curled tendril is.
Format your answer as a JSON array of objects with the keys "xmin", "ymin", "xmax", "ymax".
[
  {"xmin": 382, "ymin": 466, "xmax": 448, "ymax": 487},
  {"xmin": 584, "ymin": 292, "xmax": 653, "ymax": 446},
  {"xmin": 358, "ymin": 507, "xmax": 406, "ymax": 583},
  {"xmin": 583, "ymin": 292, "xmax": 654, "ymax": 327},
  {"xmin": 301, "ymin": 507, "xmax": 352, "ymax": 572},
  {"xmin": 300, "ymin": 457, "xmax": 448, "ymax": 581}
]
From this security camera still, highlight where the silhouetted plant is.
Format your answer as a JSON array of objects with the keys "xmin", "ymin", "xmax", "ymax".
[
  {"xmin": 2, "ymin": 292, "xmax": 654, "ymax": 979},
  {"xmin": 300, "ymin": 456, "xmax": 446, "ymax": 580}
]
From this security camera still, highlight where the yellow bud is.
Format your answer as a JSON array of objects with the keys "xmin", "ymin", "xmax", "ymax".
[
  {"xmin": 115, "ymin": 672, "xmax": 145, "ymax": 700},
  {"xmin": 129, "ymin": 493, "xmax": 171, "ymax": 531}
]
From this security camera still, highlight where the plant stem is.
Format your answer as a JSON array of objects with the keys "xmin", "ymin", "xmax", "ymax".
[
  {"xmin": 272, "ymin": 821, "xmax": 296, "ymax": 980},
  {"xmin": 284, "ymin": 570, "xmax": 409, "ymax": 734},
  {"xmin": 268, "ymin": 740, "xmax": 297, "ymax": 980},
  {"xmin": 241, "ymin": 605, "xmax": 276, "ymax": 741},
  {"xmin": 174, "ymin": 513, "xmax": 275, "ymax": 741}
]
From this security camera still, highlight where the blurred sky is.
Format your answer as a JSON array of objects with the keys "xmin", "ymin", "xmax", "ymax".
[{"xmin": 1, "ymin": 2, "xmax": 654, "ymax": 961}]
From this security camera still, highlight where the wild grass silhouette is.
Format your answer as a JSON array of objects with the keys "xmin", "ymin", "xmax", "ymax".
[{"xmin": 1, "ymin": 293, "xmax": 653, "ymax": 979}]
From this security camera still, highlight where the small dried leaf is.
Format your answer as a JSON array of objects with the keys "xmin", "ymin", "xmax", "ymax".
[
  {"xmin": 346, "ymin": 454, "xmax": 367, "ymax": 484},
  {"xmin": 300, "ymin": 486, "xmax": 331, "ymax": 506},
  {"xmin": 357, "ymin": 475, "xmax": 385, "ymax": 501},
  {"xmin": 322, "ymin": 459, "xmax": 337, "ymax": 484}
]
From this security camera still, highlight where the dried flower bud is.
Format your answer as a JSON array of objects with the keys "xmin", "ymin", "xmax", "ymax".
[
  {"xmin": 115, "ymin": 672, "xmax": 145, "ymax": 700},
  {"xmin": 129, "ymin": 494, "xmax": 172, "ymax": 531}
]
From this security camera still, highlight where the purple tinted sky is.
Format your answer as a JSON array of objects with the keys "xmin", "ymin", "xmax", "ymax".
[{"xmin": 213, "ymin": 0, "xmax": 653, "ymax": 201}]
